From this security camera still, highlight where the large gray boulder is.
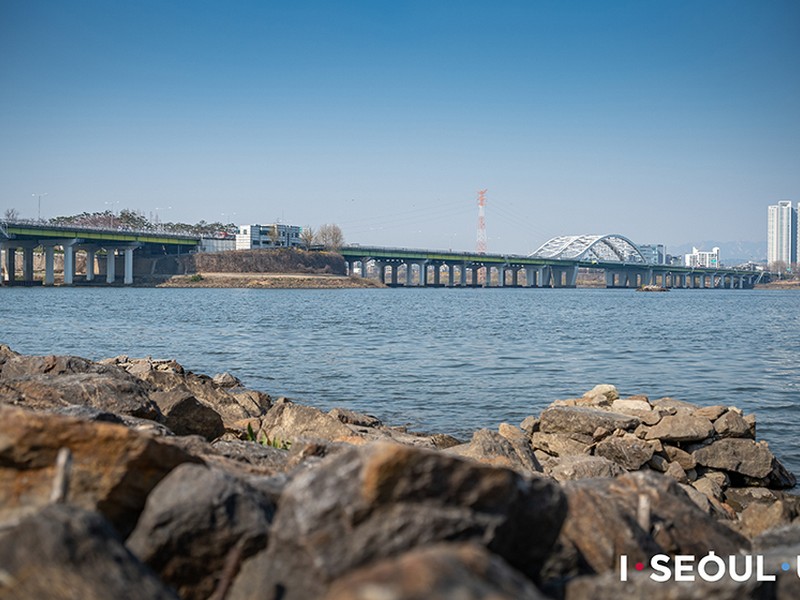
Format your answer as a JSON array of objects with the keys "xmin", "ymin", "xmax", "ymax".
[
  {"xmin": 539, "ymin": 406, "xmax": 639, "ymax": 436},
  {"xmin": 0, "ymin": 503, "xmax": 178, "ymax": 600},
  {"xmin": 644, "ymin": 413, "xmax": 714, "ymax": 443},
  {"xmin": 692, "ymin": 438, "xmax": 795, "ymax": 486},
  {"xmin": 150, "ymin": 389, "xmax": 225, "ymax": 441},
  {"xmin": 445, "ymin": 428, "xmax": 542, "ymax": 474},
  {"xmin": 230, "ymin": 442, "xmax": 567, "ymax": 600},
  {"xmin": 545, "ymin": 455, "xmax": 625, "ymax": 482},
  {"xmin": 324, "ymin": 543, "xmax": 547, "ymax": 600},
  {"xmin": 0, "ymin": 406, "xmax": 199, "ymax": 537},
  {"xmin": 258, "ymin": 401, "xmax": 355, "ymax": 443},
  {"xmin": 543, "ymin": 471, "xmax": 749, "ymax": 582},
  {"xmin": 127, "ymin": 463, "xmax": 276, "ymax": 600},
  {"xmin": 595, "ymin": 434, "xmax": 654, "ymax": 470},
  {"xmin": 0, "ymin": 352, "xmax": 160, "ymax": 420}
]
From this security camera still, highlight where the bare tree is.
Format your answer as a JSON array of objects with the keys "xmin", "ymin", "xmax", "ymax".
[
  {"xmin": 3, "ymin": 208, "xmax": 19, "ymax": 221},
  {"xmin": 268, "ymin": 225, "xmax": 281, "ymax": 247},
  {"xmin": 770, "ymin": 260, "xmax": 788, "ymax": 276},
  {"xmin": 300, "ymin": 226, "xmax": 316, "ymax": 248},
  {"xmin": 316, "ymin": 224, "xmax": 344, "ymax": 250}
]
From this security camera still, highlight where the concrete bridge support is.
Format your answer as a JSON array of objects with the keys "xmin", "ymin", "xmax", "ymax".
[{"xmin": 3, "ymin": 245, "xmax": 15, "ymax": 284}]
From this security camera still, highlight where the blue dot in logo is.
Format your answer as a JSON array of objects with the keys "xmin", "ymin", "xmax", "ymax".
[{"xmin": 782, "ymin": 562, "xmax": 791, "ymax": 572}]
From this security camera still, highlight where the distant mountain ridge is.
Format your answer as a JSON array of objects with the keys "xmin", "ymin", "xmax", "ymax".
[{"xmin": 667, "ymin": 240, "xmax": 766, "ymax": 265}]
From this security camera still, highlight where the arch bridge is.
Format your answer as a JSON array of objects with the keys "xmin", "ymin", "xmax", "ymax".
[{"xmin": 340, "ymin": 234, "xmax": 766, "ymax": 290}]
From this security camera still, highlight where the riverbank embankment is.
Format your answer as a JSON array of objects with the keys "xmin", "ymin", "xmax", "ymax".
[
  {"xmin": 1, "ymin": 346, "xmax": 799, "ymax": 599},
  {"xmin": 152, "ymin": 247, "xmax": 386, "ymax": 288}
]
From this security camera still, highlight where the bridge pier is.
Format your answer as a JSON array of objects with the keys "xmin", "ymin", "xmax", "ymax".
[{"xmin": 3, "ymin": 245, "xmax": 15, "ymax": 284}]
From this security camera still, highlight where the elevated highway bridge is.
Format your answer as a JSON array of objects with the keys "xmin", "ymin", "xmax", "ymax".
[
  {"xmin": 340, "ymin": 234, "xmax": 767, "ymax": 289},
  {"xmin": 1, "ymin": 221, "xmax": 766, "ymax": 289},
  {"xmin": 1, "ymin": 221, "xmax": 198, "ymax": 285}
]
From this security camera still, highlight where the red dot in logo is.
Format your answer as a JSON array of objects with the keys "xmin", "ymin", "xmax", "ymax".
[{"xmin": 635, "ymin": 562, "xmax": 645, "ymax": 571}]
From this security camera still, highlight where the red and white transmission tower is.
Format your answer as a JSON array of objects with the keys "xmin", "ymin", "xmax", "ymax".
[{"xmin": 476, "ymin": 189, "xmax": 487, "ymax": 254}]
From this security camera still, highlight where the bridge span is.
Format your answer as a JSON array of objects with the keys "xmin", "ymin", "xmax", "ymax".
[
  {"xmin": 1, "ymin": 221, "xmax": 198, "ymax": 285},
  {"xmin": 339, "ymin": 242, "xmax": 767, "ymax": 290}
]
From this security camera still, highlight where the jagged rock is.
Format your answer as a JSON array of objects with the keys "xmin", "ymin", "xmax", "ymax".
[
  {"xmin": 329, "ymin": 407, "xmax": 382, "ymax": 427},
  {"xmin": 610, "ymin": 398, "xmax": 662, "ymax": 425},
  {"xmin": 594, "ymin": 433, "xmax": 654, "ymax": 470},
  {"xmin": 663, "ymin": 445, "xmax": 696, "ymax": 470},
  {"xmin": 694, "ymin": 404, "xmax": 728, "ymax": 421},
  {"xmin": 647, "ymin": 454, "xmax": 668, "ymax": 472},
  {"xmin": 583, "ymin": 384, "xmax": 619, "ymax": 401},
  {"xmin": 150, "ymin": 389, "xmax": 225, "ymax": 441},
  {"xmin": 691, "ymin": 438, "xmax": 776, "ymax": 479},
  {"xmin": 724, "ymin": 487, "xmax": 778, "ymax": 511},
  {"xmin": 713, "ymin": 409, "xmax": 752, "ymax": 438},
  {"xmin": 498, "ymin": 423, "xmax": 543, "ymax": 472},
  {"xmin": 0, "ymin": 406, "xmax": 199, "ymax": 536},
  {"xmin": 212, "ymin": 371, "xmax": 242, "ymax": 388},
  {"xmin": 644, "ymin": 414, "xmax": 714, "ymax": 442},
  {"xmin": 531, "ymin": 431, "xmax": 593, "ymax": 457},
  {"xmin": 324, "ymin": 543, "xmax": 547, "ymax": 600},
  {"xmin": 692, "ymin": 475, "xmax": 723, "ymax": 502},
  {"xmin": 665, "ymin": 461, "xmax": 689, "ymax": 483},
  {"xmin": 259, "ymin": 402, "xmax": 355, "ymax": 443},
  {"xmin": 740, "ymin": 499, "xmax": 793, "ymax": 538},
  {"xmin": 539, "ymin": 406, "xmax": 639, "ymax": 437},
  {"xmin": 160, "ymin": 435, "xmax": 290, "ymax": 476},
  {"xmin": 679, "ymin": 482, "xmax": 711, "ymax": 513},
  {"xmin": 0, "ymin": 504, "xmax": 179, "ymax": 600},
  {"xmin": 563, "ymin": 571, "xmax": 765, "ymax": 600},
  {"xmin": 750, "ymin": 525, "xmax": 800, "ymax": 599},
  {"xmin": 546, "ymin": 455, "xmax": 625, "ymax": 482},
  {"xmin": 744, "ymin": 413, "xmax": 757, "ymax": 437},
  {"xmin": 446, "ymin": 428, "xmax": 541, "ymax": 474},
  {"xmin": 127, "ymin": 463, "xmax": 275, "ymax": 600},
  {"xmin": 430, "ymin": 432, "xmax": 462, "ymax": 449},
  {"xmin": 124, "ymin": 362, "xmax": 269, "ymax": 423},
  {"xmin": 520, "ymin": 415, "xmax": 538, "ymax": 435},
  {"xmin": 229, "ymin": 442, "xmax": 566, "ymax": 600},
  {"xmin": 651, "ymin": 397, "xmax": 698, "ymax": 413},
  {"xmin": 701, "ymin": 469, "xmax": 730, "ymax": 489},
  {"xmin": 228, "ymin": 389, "xmax": 272, "ymax": 416},
  {"xmin": 546, "ymin": 471, "xmax": 749, "ymax": 577},
  {"xmin": 0, "ymin": 352, "xmax": 160, "ymax": 419}
]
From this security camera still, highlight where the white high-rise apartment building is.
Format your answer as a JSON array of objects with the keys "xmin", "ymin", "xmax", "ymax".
[{"xmin": 767, "ymin": 200, "xmax": 797, "ymax": 266}]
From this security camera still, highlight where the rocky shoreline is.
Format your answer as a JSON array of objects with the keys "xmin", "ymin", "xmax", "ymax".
[{"xmin": 1, "ymin": 345, "xmax": 799, "ymax": 599}]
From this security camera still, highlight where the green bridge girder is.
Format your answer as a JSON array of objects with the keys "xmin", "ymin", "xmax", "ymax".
[
  {"xmin": 339, "ymin": 246, "xmax": 762, "ymax": 278},
  {"xmin": 3, "ymin": 223, "xmax": 199, "ymax": 247}
]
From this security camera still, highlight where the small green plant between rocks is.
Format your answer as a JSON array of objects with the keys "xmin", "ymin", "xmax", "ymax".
[
  {"xmin": 189, "ymin": 273, "xmax": 204, "ymax": 282},
  {"xmin": 246, "ymin": 423, "xmax": 291, "ymax": 450}
]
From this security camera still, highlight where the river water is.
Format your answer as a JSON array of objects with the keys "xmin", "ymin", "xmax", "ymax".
[{"xmin": 2, "ymin": 286, "xmax": 799, "ymax": 475}]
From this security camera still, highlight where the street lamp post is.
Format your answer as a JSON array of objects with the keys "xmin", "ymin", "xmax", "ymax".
[{"xmin": 32, "ymin": 193, "xmax": 48, "ymax": 221}]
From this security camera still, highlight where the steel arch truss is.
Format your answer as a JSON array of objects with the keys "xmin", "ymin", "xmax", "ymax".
[{"xmin": 530, "ymin": 234, "xmax": 647, "ymax": 264}]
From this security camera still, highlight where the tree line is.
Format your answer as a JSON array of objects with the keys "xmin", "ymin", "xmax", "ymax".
[{"xmin": 2, "ymin": 207, "xmax": 345, "ymax": 250}]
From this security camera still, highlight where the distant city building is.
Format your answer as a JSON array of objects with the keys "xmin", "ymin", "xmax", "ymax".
[
  {"xmin": 235, "ymin": 224, "xmax": 303, "ymax": 250},
  {"xmin": 767, "ymin": 200, "xmax": 797, "ymax": 266},
  {"xmin": 684, "ymin": 246, "xmax": 720, "ymax": 268},
  {"xmin": 638, "ymin": 244, "xmax": 667, "ymax": 265}
]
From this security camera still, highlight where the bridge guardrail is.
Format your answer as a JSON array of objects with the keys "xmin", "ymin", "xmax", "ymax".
[{"xmin": 3, "ymin": 219, "xmax": 200, "ymax": 241}]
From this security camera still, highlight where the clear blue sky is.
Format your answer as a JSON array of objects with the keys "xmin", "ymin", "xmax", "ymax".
[{"xmin": 1, "ymin": 0, "xmax": 798, "ymax": 254}]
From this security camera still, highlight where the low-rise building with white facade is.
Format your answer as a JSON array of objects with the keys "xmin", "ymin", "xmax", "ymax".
[
  {"xmin": 235, "ymin": 224, "xmax": 303, "ymax": 250},
  {"xmin": 684, "ymin": 246, "xmax": 720, "ymax": 268}
]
